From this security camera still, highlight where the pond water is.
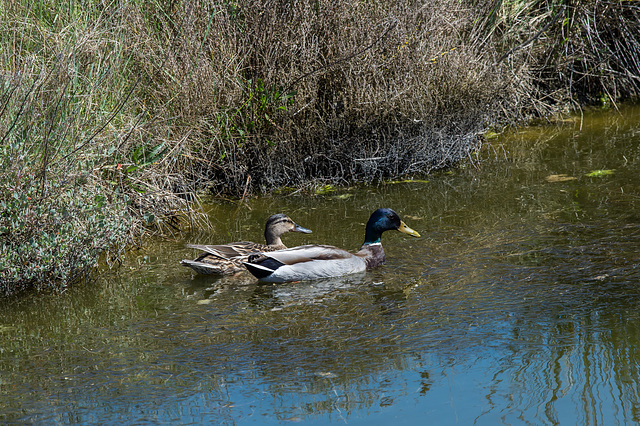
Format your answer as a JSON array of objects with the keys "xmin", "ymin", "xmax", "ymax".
[{"xmin": 2, "ymin": 106, "xmax": 640, "ymax": 425}]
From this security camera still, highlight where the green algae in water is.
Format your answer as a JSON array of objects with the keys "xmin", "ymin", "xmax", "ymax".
[
  {"xmin": 385, "ymin": 179, "xmax": 430, "ymax": 184},
  {"xmin": 585, "ymin": 169, "xmax": 615, "ymax": 177}
]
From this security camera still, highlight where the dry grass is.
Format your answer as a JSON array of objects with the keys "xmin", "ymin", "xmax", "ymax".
[
  {"xmin": 483, "ymin": 0, "xmax": 640, "ymax": 109},
  {"xmin": 124, "ymin": 0, "xmax": 524, "ymax": 194}
]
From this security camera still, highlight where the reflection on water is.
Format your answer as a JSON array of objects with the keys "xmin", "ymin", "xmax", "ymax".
[{"xmin": 2, "ymin": 106, "xmax": 640, "ymax": 424}]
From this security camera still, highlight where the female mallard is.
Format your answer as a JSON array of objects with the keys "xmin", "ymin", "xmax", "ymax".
[
  {"xmin": 181, "ymin": 213, "xmax": 312, "ymax": 275},
  {"xmin": 243, "ymin": 208, "xmax": 420, "ymax": 283}
]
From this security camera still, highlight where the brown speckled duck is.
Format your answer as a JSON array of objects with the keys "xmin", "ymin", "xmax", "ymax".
[
  {"xmin": 243, "ymin": 208, "xmax": 420, "ymax": 283},
  {"xmin": 181, "ymin": 213, "xmax": 312, "ymax": 275}
]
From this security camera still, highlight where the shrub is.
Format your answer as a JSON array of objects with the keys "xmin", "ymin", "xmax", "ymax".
[
  {"xmin": 0, "ymin": 2, "xmax": 197, "ymax": 296},
  {"xmin": 0, "ymin": 30, "xmax": 135, "ymax": 295},
  {"xmin": 129, "ymin": 0, "xmax": 520, "ymax": 194},
  {"xmin": 0, "ymin": 142, "xmax": 131, "ymax": 295}
]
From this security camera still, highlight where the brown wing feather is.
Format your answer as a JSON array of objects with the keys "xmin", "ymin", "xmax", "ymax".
[{"xmin": 187, "ymin": 241, "xmax": 272, "ymax": 258}]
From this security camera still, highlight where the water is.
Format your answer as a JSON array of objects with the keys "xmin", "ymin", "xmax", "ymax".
[{"xmin": 2, "ymin": 106, "xmax": 640, "ymax": 424}]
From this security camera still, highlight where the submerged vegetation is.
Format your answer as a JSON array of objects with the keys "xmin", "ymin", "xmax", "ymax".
[{"xmin": 1, "ymin": 0, "xmax": 639, "ymax": 296}]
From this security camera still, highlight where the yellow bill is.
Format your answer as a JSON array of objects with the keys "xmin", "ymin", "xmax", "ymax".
[{"xmin": 398, "ymin": 221, "xmax": 420, "ymax": 237}]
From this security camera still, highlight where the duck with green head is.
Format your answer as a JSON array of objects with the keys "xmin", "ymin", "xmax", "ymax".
[{"xmin": 243, "ymin": 208, "xmax": 420, "ymax": 283}]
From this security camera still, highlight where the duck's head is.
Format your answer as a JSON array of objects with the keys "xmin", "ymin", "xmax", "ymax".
[
  {"xmin": 363, "ymin": 208, "xmax": 420, "ymax": 245},
  {"xmin": 265, "ymin": 213, "xmax": 312, "ymax": 245}
]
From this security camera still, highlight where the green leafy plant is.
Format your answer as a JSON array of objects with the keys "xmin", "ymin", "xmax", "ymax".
[
  {"xmin": 227, "ymin": 78, "xmax": 296, "ymax": 143},
  {"xmin": 127, "ymin": 142, "xmax": 168, "ymax": 174},
  {"xmin": 0, "ymin": 139, "xmax": 131, "ymax": 295}
]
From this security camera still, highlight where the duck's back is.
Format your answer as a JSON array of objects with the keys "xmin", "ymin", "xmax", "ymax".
[{"xmin": 245, "ymin": 244, "xmax": 369, "ymax": 283}]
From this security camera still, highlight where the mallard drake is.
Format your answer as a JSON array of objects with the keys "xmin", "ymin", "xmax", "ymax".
[
  {"xmin": 181, "ymin": 213, "xmax": 312, "ymax": 275},
  {"xmin": 243, "ymin": 208, "xmax": 420, "ymax": 283}
]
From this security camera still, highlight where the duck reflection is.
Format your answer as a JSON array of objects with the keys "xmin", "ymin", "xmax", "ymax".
[{"xmin": 249, "ymin": 272, "xmax": 368, "ymax": 309}]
